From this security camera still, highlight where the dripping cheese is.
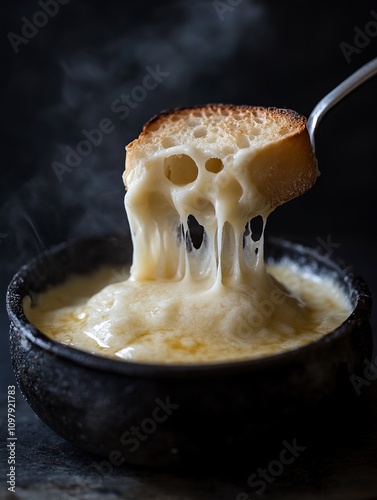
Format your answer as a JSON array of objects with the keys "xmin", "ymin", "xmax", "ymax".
[{"xmin": 24, "ymin": 105, "xmax": 352, "ymax": 364}]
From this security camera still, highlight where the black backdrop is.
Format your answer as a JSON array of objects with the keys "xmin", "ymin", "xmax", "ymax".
[
  {"xmin": 1, "ymin": 0, "xmax": 377, "ymax": 352},
  {"xmin": 1, "ymin": 1, "xmax": 377, "ymax": 497}
]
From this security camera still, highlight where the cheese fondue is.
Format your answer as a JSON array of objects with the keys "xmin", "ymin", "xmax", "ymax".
[
  {"xmin": 24, "ymin": 261, "xmax": 351, "ymax": 363},
  {"xmin": 24, "ymin": 106, "xmax": 352, "ymax": 363}
]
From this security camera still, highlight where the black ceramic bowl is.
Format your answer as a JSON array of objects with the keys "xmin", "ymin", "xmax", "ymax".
[{"xmin": 6, "ymin": 233, "xmax": 373, "ymax": 468}]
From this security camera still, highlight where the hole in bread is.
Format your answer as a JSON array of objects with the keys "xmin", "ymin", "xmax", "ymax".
[
  {"xmin": 236, "ymin": 134, "xmax": 250, "ymax": 149},
  {"xmin": 164, "ymin": 155, "xmax": 198, "ymax": 185},
  {"xmin": 192, "ymin": 110, "xmax": 202, "ymax": 117},
  {"xmin": 254, "ymin": 117, "xmax": 263, "ymax": 124},
  {"xmin": 187, "ymin": 118, "xmax": 200, "ymax": 127},
  {"xmin": 250, "ymin": 215, "xmax": 263, "ymax": 242},
  {"xmin": 220, "ymin": 109, "xmax": 229, "ymax": 116},
  {"xmin": 161, "ymin": 137, "xmax": 175, "ymax": 148},
  {"xmin": 279, "ymin": 126, "xmax": 289, "ymax": 136},
  {"xmin": 205, "ymin": 158, "xmax": 224, "ymax": 173},
  {"xmin": 193, "ymin": 127, "xmax": 207, "ymax": 138},
  {"xmin": 249, "ymin": 127, "xmax": 261, "ymax": 136},
  {"xmin": 187, "ymin": 215, "xmax": 204, "ymax": 249},
  {"xmin": 148, "ymin": 121, "xmax": 160, "ymax": 131}
]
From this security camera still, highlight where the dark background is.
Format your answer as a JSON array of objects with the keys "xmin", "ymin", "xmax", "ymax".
[{"xmin": 1, "ymin": 1, "xmax": 377, "ymax": 498}]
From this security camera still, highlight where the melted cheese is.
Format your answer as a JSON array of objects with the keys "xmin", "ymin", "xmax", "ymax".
[
  {"xmin": 23, "ymin": 136, "xmax": 351, "ymax": 364},
  {"xmin": 24, "ymin": 262, "xmax": 351, "ymax": 363},
  {"xmin": 125, "ymin": 146, "xmax": 270, "ymax": 285}
]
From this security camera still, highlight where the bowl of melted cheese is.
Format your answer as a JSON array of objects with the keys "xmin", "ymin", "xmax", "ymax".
[{"xmin": 7, "ymin": 105, "xmax": 372, "ymax": 467}]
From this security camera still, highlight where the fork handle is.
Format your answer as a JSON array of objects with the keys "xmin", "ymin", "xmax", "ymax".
[{"xmin": 307, "ymin": 58, "xmax": 377, "ymax": 151}]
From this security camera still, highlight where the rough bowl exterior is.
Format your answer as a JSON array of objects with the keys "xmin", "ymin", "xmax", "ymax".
[{"xmin": 6, "ymin": 233, "xmax": 373, "ymax": 468}]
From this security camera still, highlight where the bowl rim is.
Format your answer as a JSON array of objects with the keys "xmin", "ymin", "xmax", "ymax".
[{"xmin": 6, "ymin": 232, "xmax": 372, "ymax": 378}]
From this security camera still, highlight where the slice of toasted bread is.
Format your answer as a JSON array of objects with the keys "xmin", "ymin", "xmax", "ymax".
[{"xmin": 124, "ymin": 104, "xmax": 318, "ymax": 210}]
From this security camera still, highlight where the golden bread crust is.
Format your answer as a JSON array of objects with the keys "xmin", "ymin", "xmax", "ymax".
[{"xmin": 124, "ymin": 104, "xmax": 318, "ymax": 208}]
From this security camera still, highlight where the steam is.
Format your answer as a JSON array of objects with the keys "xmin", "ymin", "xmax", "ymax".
[{"xmin": 1, "ymin": 0, "xmax": 268, "ymax": 271}]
